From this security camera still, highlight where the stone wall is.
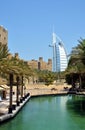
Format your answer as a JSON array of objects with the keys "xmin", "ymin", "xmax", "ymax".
[{"xmin": 0, "ymin": 25, "xmax": 8, "ymax": 45}]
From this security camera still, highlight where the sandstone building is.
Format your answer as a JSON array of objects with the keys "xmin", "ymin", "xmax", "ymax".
[
  {"xmin": 0, "ymin": 25, "xmax": 8, "ymax": 45},
  {"xmin": 27, "ymin": 57, "xmax": 52, "ymax": 71},
  {"xmin": 0, "ymin": 25, "xmax": 52, "ymax": 71}
]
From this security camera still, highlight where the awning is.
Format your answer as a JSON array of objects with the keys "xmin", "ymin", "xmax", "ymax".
[
  {"xmin": 0, "ymin": 85, "xmax": 9, "ymax": 90},
  {"xmin": 0, "ymin": 87, "xmax": 4, "ymax": 91}
]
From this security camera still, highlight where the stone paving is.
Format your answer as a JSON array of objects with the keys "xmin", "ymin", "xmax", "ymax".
[{"xmin": 0, "ymin": 93, "xmax": 30, "ymax": 123}]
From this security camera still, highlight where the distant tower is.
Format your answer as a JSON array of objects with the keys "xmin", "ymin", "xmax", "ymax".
[
  {"xmin": 56, "ymin": 42, "xmax": 68, "ymax": 72},
  {"xmin": 50, "ymin": 32, "xmax": 68, "ymax": 72},
  {"xmin": 0, "ymin": 25, "xmax": 8, "ymax": 45}
]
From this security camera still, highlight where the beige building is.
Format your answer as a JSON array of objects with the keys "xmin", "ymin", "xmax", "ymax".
[
  {"xmin": 0, "ymin": 25, "xmax": 8, "ymax": 45},
  {"xmin": 0, "ymin": 25, "xmax": 52, "ymax": 71},
  {"xmin": 28, "ymin": 57, "xmax": 52, "ymax": 71}
]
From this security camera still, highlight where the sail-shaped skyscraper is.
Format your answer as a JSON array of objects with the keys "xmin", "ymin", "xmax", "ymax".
[{"xmin": 51, "ymin": 32, "xmax": 68, "ymax": 72}]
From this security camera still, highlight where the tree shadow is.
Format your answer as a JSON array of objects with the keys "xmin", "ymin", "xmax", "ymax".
[{"xmin": 66, "ymin": 95, "xmax": 85, "ymax": 116}]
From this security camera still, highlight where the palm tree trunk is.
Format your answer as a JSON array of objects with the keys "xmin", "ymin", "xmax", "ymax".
[
  {"xmin": 21, "ymin": 76, "xmax": 23, "ymax": 97},
  {"xmin": 8, "ymin": 73, "xmax": 13, "ymax": 113},
  {"xmin": 71, "ymin": 74, "xmax": 75, "ymax": 88},
  {"xmin": 79, "ymin": 74, "xmax": 82, "ymax": 90},
  {"xmin": 16, "ymin": 76, "xmax": 20, "ymax": 106},
  {"xmin": 20, "ymin": 76, "xmax": 23, "ymax": 102}
]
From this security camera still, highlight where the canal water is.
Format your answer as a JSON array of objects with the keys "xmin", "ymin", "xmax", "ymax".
[{"xmin": 1, "ymin": 95, "xmax": 85, "ymax": 130}]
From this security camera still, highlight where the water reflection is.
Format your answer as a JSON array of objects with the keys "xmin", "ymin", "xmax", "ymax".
[
  {"xmin": 66, "ymin": 95, "xmax": 85, "ymax": 116},
  {"xmin": 1, "ymin": 95, "xmax": 85, "ymax": 130}
]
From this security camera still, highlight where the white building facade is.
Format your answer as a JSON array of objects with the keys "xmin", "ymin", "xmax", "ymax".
[
  {"xmin": 56, "ymin": 42, "xmax": 68, "ymax": 72},
  {"xmin": 52, "ymin": 32, "xmax": 68, "ymax": 72}
]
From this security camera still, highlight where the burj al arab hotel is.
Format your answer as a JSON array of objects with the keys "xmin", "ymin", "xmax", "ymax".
[{"xmin": 50, "ymin": 32, "xmax": 68, "ymax": 72}]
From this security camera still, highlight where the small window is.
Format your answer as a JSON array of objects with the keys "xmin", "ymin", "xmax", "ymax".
[
  {"xmin": 3, "ymin": 28, "xmax": 6, "ymax": 32},
  {"xmin": 4, "ymin": 37, "xmax": 6, "ymax": 40}
]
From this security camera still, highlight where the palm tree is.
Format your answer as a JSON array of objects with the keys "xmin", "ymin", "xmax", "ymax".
[
  {"xmin": 0, "ymin": 43, "xmax": 33, "ymax": 113},
  {"xmin": 0, "ymin": 43, "xmax": 9, "ymax": 59},
  {"xmin": 0, "ymin": 43, "xmax": 10, "ymax": 84},
  {"xmin": 77, "ymin": 38, "xmax": 85, "ymax": 65},
  {"xmin": 0, "ymin": 57, "xmax": 33, "ymax": 113},
  {"xmin": 0, "ymin": 44, "xmax": 14, "ymax": 113},
  {"xmin": 66, "ymin": 38, "xmax": 85, "ymax": 90}
]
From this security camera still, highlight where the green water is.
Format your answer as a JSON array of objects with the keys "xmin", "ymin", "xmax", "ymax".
[{"xmin": 1, "ymin": 95, "xmax": 85, "ymax": 130}]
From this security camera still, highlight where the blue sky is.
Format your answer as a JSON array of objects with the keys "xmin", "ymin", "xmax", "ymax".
[{"xmin": 0, "ymin": 0, "xmax": 85, "ymax": 61}]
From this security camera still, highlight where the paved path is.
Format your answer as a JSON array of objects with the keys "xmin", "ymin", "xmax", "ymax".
[{"xmin": 0, "ymin": 94, "xmax": 30, "ymax": 123}]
